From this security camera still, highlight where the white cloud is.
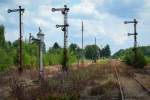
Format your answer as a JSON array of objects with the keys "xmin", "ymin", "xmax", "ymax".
[
  {"xmin": 72, "ymin": 0, "xmax": 95, "ymax": 15},
  {"xmin": 32, "ymin": 18, "xmax": 49, "ymax": 28},
  {"xmin": 1, "ymin": 0, "xmax": 149, "ymax": 52},
  {"xmin": 0, "ymin": 14, "xmax": 5, "ymax": 22},
  {"xmin": 5, "ymin": 29, "xmax": 18, "ymax": 41},
  {"xmin": 102, "ymin": 13, "xmax": 129, "ymax": 45}
]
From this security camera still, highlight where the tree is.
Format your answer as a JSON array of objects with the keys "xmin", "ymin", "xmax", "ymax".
[
  {"xmin": 52, "ymin": 42, "xmax": 61, "ymax": 49},
  {"xmin": 101, "ymin": 44, "xmax": 111, "ymax": 58},
  {"xmin": 85, "ymin": 45, "xmax": 99, "ymax": 60},
  {"xmin": 69, "ymin": 43, "xmax": 78, "ymax": 52},
  {"xmin": 124, "ymin": 49, "xmax": 147, "ymax": 68},
  {"xmin": 0, "ymin": 48, "xmax": 14, "ymax": 71},
  {"xmin": 69, "ymin": 43, "xmax": 80, "ymax": 64},
  {"xmin": 0, "ymin": 25, "xmax": 5, "ymax": 48}
]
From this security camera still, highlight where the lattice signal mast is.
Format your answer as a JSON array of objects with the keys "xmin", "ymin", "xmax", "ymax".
[
  {"xmin": 52, "ymin": 5, "xmax": 69, "ymax": 71},
  {"xmin": 8, "ymin": 6, "xmax": 25, "ymax": 73}
]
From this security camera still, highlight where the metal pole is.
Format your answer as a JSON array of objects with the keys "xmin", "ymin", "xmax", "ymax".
[
  {"xmin": 94, "ymin": 37, "xmax": 97, "ymax": 63},
  {"xmin": 52, "ymin": 5, "xmax": 69, "ymax": 71},
  {"xmin": 63, "ymin": 6, "xmax": 68, "ymax": 71},
  {"xmin": 134, "ymin": 19, "xmax": 137, "ymax": 63},
  {"xmin": 82, "ymin": 21, "xmax": 83, "ymax": 51},
  {"xmin": 81, "ymin": 21, "xmax": 84, "ymax": 65},
  {"xmin": 19, "ymin": 6, "xmax": 22, "ymax": 72},
  {"xmin": 8, "ymin": 6, "xmax": 24, "ymax": 73},
  {"xmin": 124, "ymin": 19, "xmax": 138, "ymax": 65}
]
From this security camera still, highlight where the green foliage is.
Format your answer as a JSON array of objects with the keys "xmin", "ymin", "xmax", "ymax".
[
  {"xmin": 12, "ymin": 40, "xmax": 39, "ymax": 69},
  {"xmin": 100, "ymin": 44, "xmax": 111, "ymax": 58},
  {"xmin": 68, "ymin": 51, "xmax": 77, "ymax": 64},
  {"xmin": 69, "ymin": 43, "xmax": 82, "ymax": 60},
  {"xmin": 98, "ymin": 59, "xmax": 109, "ymax": 65},
  {"xmin": 112, "ymin": 49, "xmax": 125, "ymax": 59},
  {"xmin": 0, "ymin": 25, "xmax": 5, "ymax": 48},
  {"xmin": 138, "ymin": 46, "xmax": 150, "ymax": 56},
  {"xmin": 44, "ymin": 47, "xmax": 78, "ymax": 66},
  {"xmin": 44, "ymin": 48, "xmax": 63, "ymax": 66},
  {"xmin": 113, "ymin": 46, "xmax": 150, "ymax": 67},
  {"xmin": 85, "ymin": 45, "xmax": 99, "ymax": 60},
  {"xmin": 113, "ymin": 46, "xmax": 150, "ymax": 58},
  {"xmin": 123, "ymin": 49, "xmax": 147, "ymax": 68},
  {"xmin": 0, "ymin": 25, "xmax": 112, "ymax": 71},
  {"xmin": 0, "ymin": 48, "xmax": 13, "ymax": 71},
  {"xmin": 52, "ymin": 42, "xmax": 61, "ymax": 49},
  {"xmin": 145, "ymin": 56, "xmax": 150, "ymax": 64},
  {"xmin": 69, "ymin": 43, "xmax": 78, "ymax": 52},
  {"xmin": 0, "ymin": 25, "xmax": 15, "ymax": 71}
]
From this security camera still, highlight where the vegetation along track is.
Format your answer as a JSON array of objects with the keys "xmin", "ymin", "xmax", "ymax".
[{"xmin": 111, "ymin": 59, "xmax": 150, "ymax": 100}]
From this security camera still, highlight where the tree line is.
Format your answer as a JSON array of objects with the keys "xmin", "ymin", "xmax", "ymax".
[
  {"xmin": 113, "ymin": 46, "xmax": 149, "ymax": 68},
  {"xmin": 0, "ymin": 25, "xmax": 111, "ymax": 71}
]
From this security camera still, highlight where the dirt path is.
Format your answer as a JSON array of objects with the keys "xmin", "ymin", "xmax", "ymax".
[{"xmin": 111, "ymin": 59, "xmax": 150, "ymax": 100}]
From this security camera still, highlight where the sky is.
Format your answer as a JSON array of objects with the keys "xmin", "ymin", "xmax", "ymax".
[{"xmin": 0, "ymin": 0, "xmax": 150, "ymax": 54}]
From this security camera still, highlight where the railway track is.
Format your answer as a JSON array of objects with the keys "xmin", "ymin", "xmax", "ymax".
[
  {"xmin": 112, "ymin": 60, "xmax": 150, "ymax": 100},
  {"xmin": 113, "ymin": 61, "xmax": 125, "ymax": 100},
  {"xmin": 127, "ymin": 70, "xmax": 150, "ymax": 95}
]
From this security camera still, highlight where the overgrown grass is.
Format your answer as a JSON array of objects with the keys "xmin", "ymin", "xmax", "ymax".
[
  {"xmin": 145, "ymin": 56, "xmax": 150, "ymax": 64},
  {"xmin": 40, "ymin": 63, "xmax": 114, "ymax": 99},
  {"xmin": 98, "ymin": 59, "xmax": 109, "ymax": 65},
  {"xmin": 1, "ymin": 63, "xmax": 117, "ymax": 99}
]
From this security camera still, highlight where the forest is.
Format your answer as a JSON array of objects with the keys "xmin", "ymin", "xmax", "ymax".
[{"xmin": 0, "ymin": 25, "xmax": 111, "ymax": 71}]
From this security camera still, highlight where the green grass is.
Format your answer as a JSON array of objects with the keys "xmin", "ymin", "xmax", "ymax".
[
  {"xmin": 145, "ymin": 56, "xmax": 150, "ymax": 64},
  {"xmin": 98, "ymin": 59, "xmax": 109, "ymax": 65}
]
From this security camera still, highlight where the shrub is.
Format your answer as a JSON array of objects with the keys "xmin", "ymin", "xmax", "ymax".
[
  {"xmin": 145, "ymin": 56, "xmax": 150, "ymax": 64},
  {"xmin": 123, "ymin": 49, "xmax": 147, "ymax": 68},
  {"xmin": 0, "ymin": 48, "xmax": 13, "ymax": 71}
]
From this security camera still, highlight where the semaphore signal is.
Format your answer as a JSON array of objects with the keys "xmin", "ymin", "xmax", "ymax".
[
  {"xmin": 8, "ymin": 6, "xmax": 25, "ymax": 73},
  {"xmin": 52, "ymin": 5, "xmax": 69, "ymax": 71}
]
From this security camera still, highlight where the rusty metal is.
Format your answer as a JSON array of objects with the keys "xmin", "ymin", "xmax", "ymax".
[
  {"xmin": 124, "ymin": 19, "xmax": 138, "ymax": 65},
  {"xmin": 52, "ymin": 5, "xmax": 69, "ymax": 71},
  {"xmin": 114, "ymin": 64, "xmax": 125, "ymax": 100},
  {"xmin": 8, "ymin": 6, "xmax": 25, "ymax": 73}
]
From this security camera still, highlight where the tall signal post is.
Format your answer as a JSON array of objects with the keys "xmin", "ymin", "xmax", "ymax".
[
  {"xmin": 124, "ymin": 19, "xmax": 138, "ymax": 65},
  {"xmin": 81, "ymin": 21, "xmax": 84, "ymax": 65},
  {"xmin": 52, "ymin": 5, "xmax": 69, "ymax": 71},
  {"xmin": 8, "ymin": 6, "xmax": 25, "ymax": 73},
  {"xmin": 94, "ymin": 37, "xmax": 97, "ymax": 63}
]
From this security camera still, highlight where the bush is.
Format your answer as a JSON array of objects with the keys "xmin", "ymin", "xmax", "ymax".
[
  {"xmin": 123, "ymin": 49, "xmax": 147, "ymax": 68},
  {"xmin": 44, "ymin": 48, "xmax": 77, "ymax": 67},
  {"xmin": 145, "ymin": 56, "xmax": 150, "ymax": 64},
  {"xmin": 0, "ymin": 48, "xmax": 13, "ymax": 71}
]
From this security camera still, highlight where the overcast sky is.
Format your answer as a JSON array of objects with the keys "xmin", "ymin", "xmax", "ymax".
[{"xmin": 0, "ymin": 0, "xmax": 150, "ymax": 54}]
